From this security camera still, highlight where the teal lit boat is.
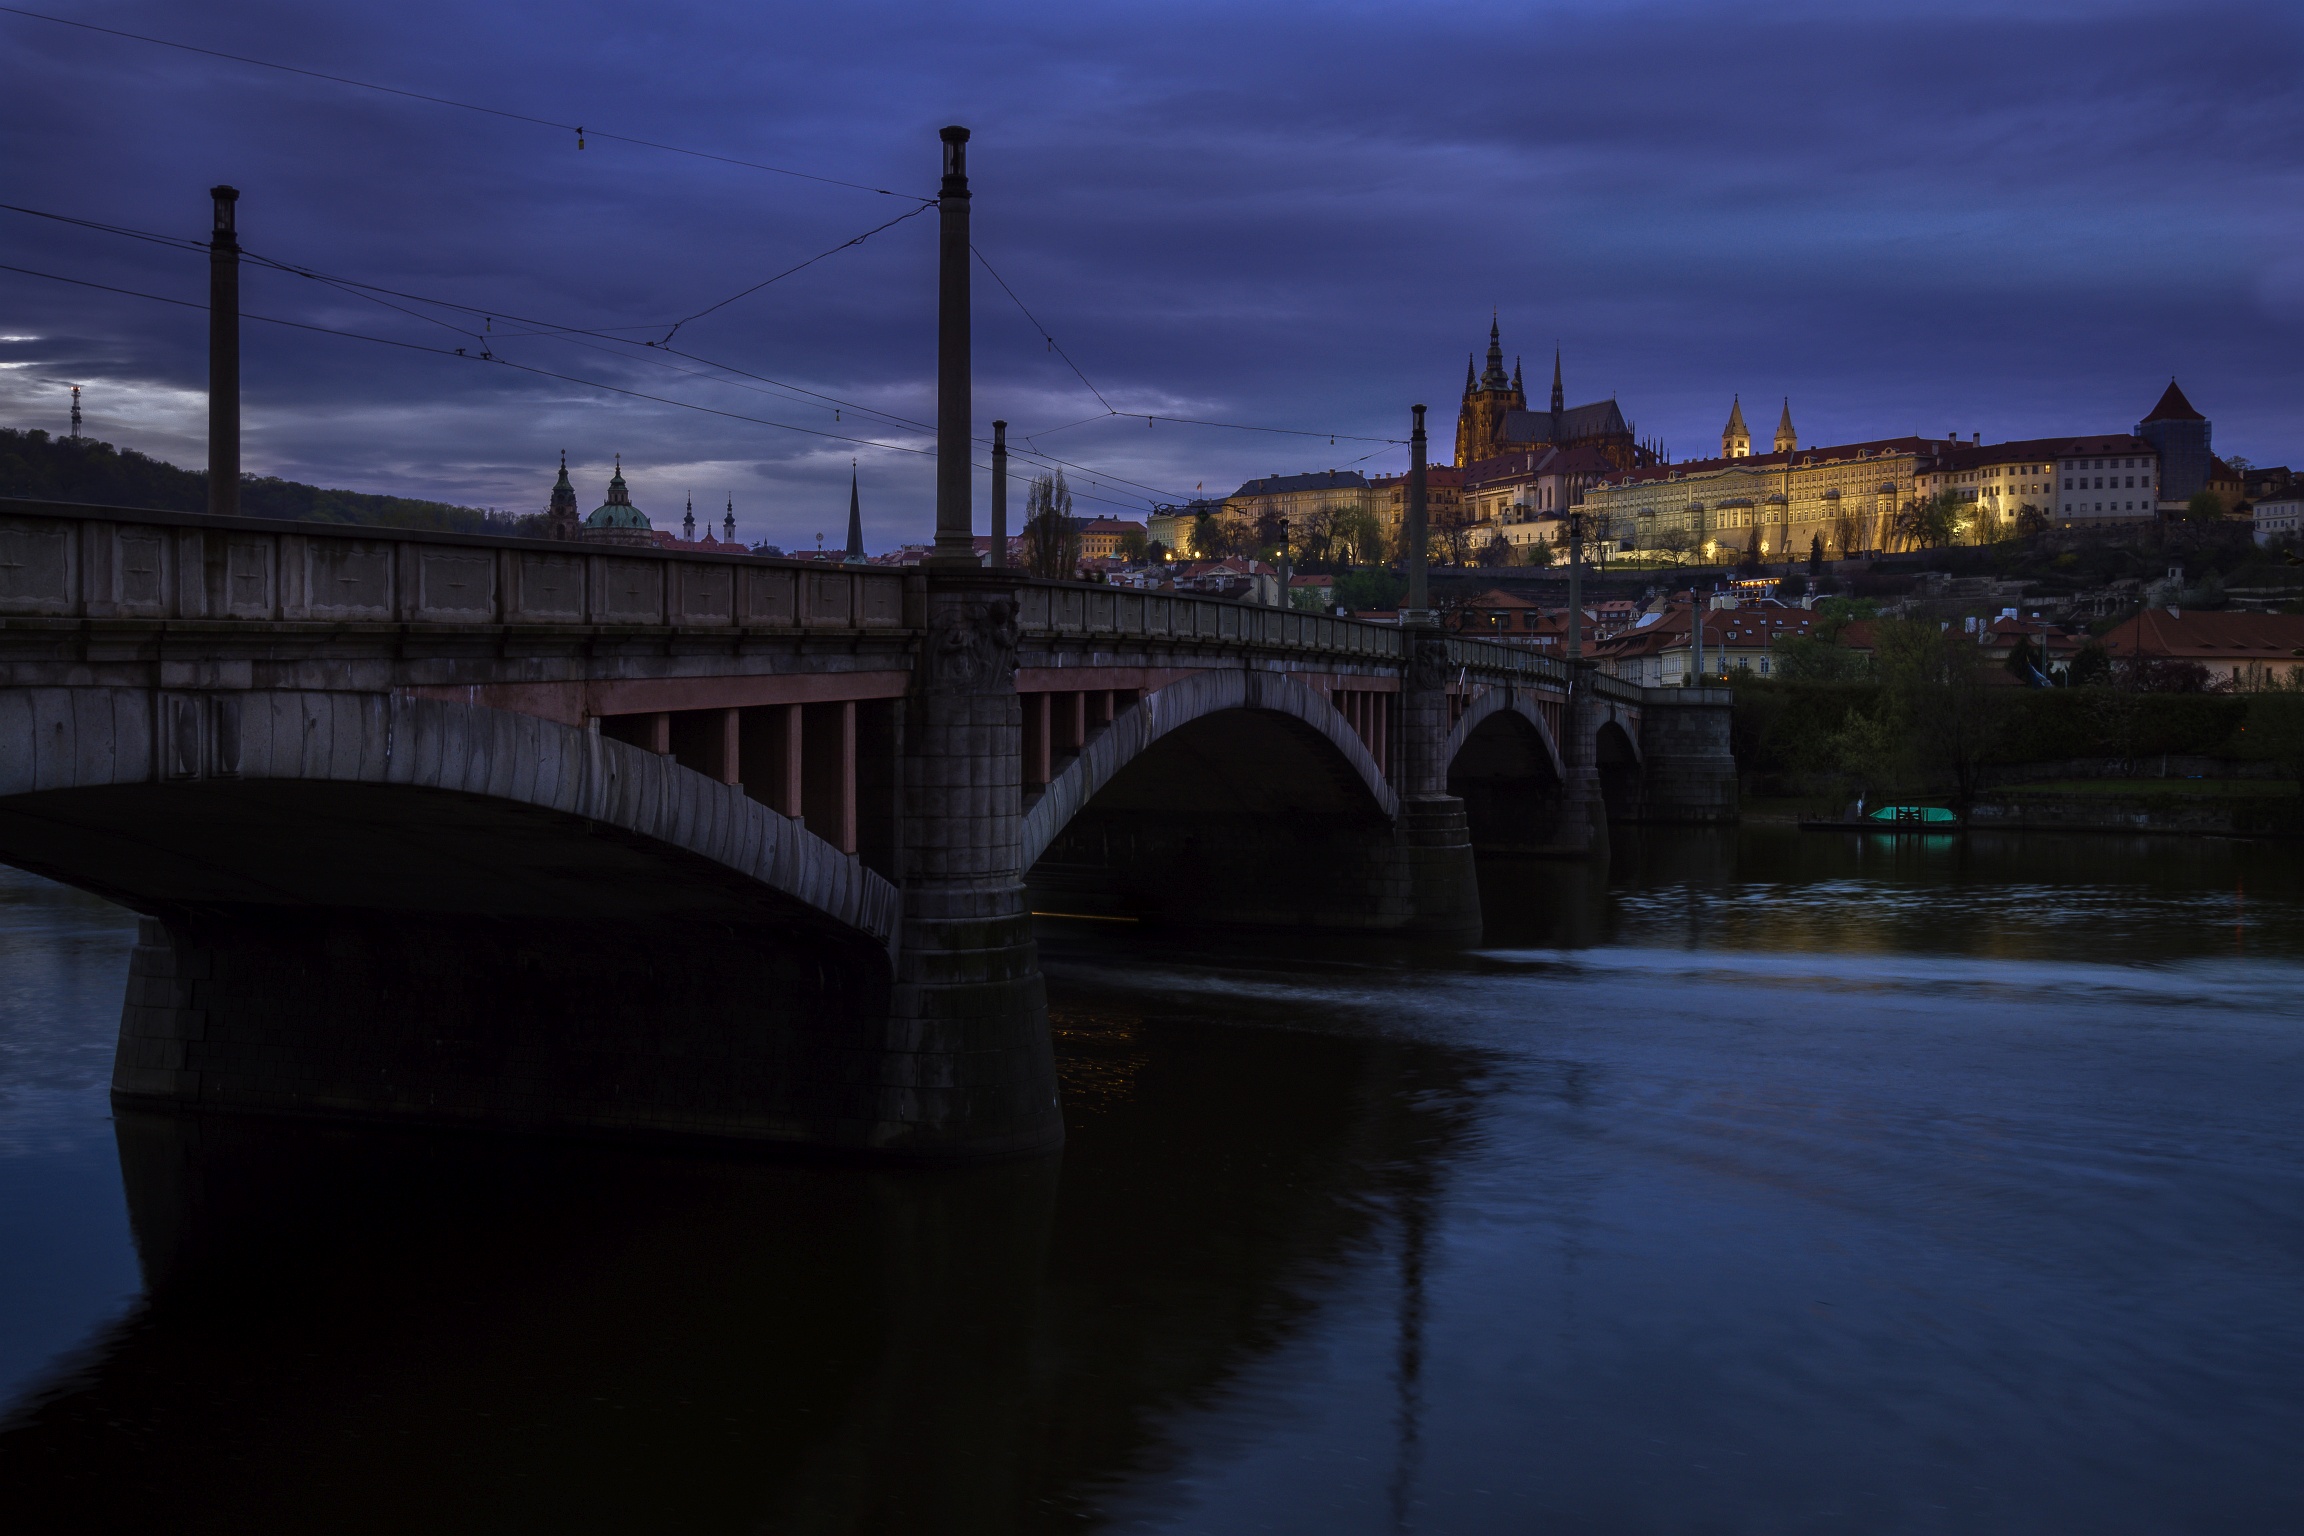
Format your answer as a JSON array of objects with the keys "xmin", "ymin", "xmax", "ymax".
[
  {"xmin": 1799, "ymin": 804, "xmax": 1965, "ymax": 833},
  {"xmin": 1867, "ymin": 804, "xmax": 1958, "ymax": 825}
]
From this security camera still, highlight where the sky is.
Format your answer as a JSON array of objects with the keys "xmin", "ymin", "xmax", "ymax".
[{"xmin": 2, "ymin": 0, "xmax": 2301, "ymax": 551}]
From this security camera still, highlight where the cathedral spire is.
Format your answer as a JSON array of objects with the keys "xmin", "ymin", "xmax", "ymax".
[
  {"xmin": 1511, "ymin": 357, "xmax": 1522, "ymax": 394},
  {"xmin": 682, "ymin": 493, "xmax": 695, "ymax": 541},
  {"xmin": 723, "ymin": 497, "xmax": 736, "ymax": 545},
  {"xmin": 1464, "ymin": 354, "xmax": 1475, "ymax": 396},
  {"xmin": 1774, "ymin": 398, "xmax": 1797, "ymax": 454},
  {"xmin": 1550, "ymin": 349, "xmax": 1564, "ymax": 415},
  {"xmin": 844, "ymin": 461, "xmax": 865, "ymax": 561},
  {"xmin": 1479, "ymin": 313, "xmax": 1509, "ymax": 390}
]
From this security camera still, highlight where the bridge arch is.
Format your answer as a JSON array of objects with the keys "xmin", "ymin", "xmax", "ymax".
[
  {"xmin": 1440, "ymin": 686, "xmax": 1565, "ymax": 784},
  {"xmin": 1020, "ymin": 669, "xmax": 1397, "ymax": 870},
  {"xmin": 0, "ymin": 687, "xmax": 904, "ymax": 1147},
  {"xmin": 0, "ymin": 688, "xmax": 897, "ymax": 945},
  {"xmin": 1021, "ymin": 670, "xmax": 1415, "ymax": 931}
]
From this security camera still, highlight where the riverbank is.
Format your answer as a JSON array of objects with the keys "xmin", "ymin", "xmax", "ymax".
[{"xmin": 1744, "ymin": 779, "xmax": 2302, "ymax": 837}]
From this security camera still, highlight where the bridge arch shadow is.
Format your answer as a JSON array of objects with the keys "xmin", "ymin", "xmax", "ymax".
[
  {"xmin": 1444, "ymin": 689, "xmax": 1568, "ymax": 856},
  {"xmin": 1023, "ymin": 672, "xmax": 1409, "ymax": 931},
  {"xmin": 0, "ymin": 688, "xmax": 901, "ymax": 1147}
]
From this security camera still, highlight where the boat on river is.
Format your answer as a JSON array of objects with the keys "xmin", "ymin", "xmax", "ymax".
[{"xmin": 1798, "ymin": 804, "xmax": 1966, "ymax": 834}]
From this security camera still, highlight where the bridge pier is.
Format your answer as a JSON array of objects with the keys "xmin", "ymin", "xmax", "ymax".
[
  {"xmin": 1397, "ymin": 622, "xmax": 1484, "ymax": 943},
  {"xmin": 879, "ymin": 572, "xmax": 1063, "ymax": 1157}
]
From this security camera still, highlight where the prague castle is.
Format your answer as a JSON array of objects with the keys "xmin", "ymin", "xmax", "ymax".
[{"xmin": 1453, "ymin": 318, "xmax": 1659, "ymax": 473}]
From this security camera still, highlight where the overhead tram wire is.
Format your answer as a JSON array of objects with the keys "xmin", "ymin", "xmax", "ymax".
[
  {"xmin": 0, "ymin": 260, "xmax": 1169, "ymax": 513},
  {"xmin": 0, "ymin": 5, "xmax": 930, "ymax": 201},
  {"xmin": 652, "ymin": 202, "xmax": 934, "ymax": 345},
  {"xmin": 0, "ymin": 203, "xmax": 1244, "ymax": 511},
  {"xmin": 971, "ymin": 243, "xmax": 1405, "ymax": 452},
  {"xmin": 0, "ymin": 201, "xmax": 1190, "ymax": 503}
]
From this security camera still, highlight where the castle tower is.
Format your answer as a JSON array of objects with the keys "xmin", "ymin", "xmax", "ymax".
[
  {"xmin": 2137, "ymin": 379, "xmax": 2210, "ymax": 504},
  {"xmin": 1774, "ymin": 399, "xmax": 1797, "ymax": 455},
  {"xmin": 1454, "ymin": 314, "xmax": 1528, "ymax": 466},
  {"xmin": 723, "ymin": 497, "xmax": 737, "ymax": 545},
  {"xmin": 682, "ymin": 494, "xmax": 696, "ymax": 542},
  {"xmin": 545, "ymin": 450, "xmax": 580, "ymax": 540},
  {"xmin": 1722, "ymin": 397, "xmax": 1751, "ymax": 459}
]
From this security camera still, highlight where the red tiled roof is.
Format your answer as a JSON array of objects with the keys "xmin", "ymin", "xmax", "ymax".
[
  {"xmin": 2140, "ymin": 380, "xmax": 2205, "ymax": 424},
  {"xmin": 2102, "ymin": 610, "xmax": 2304, "ymax": 662}
]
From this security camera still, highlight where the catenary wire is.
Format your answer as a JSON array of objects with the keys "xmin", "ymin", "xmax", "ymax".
[
  {"xmin": 0, "ymin": 259, "xmax": 1173, "ymax": 513},
  {"xmin": 1, "ymin": 204, "xmax": 1396, "ymax": 507},
  {"xmin": 0, "ymin": 5, "xmax": 929, "ymax": 200}
]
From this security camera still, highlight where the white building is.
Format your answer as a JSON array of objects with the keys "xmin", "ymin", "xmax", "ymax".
[
  {"xmin": 2056, "ymin": 435, "xmax": 2160, "ymax": 527},
  {"xmin": 2254, "ymin": 491, "xmax": 2302, "ymax": 546}
]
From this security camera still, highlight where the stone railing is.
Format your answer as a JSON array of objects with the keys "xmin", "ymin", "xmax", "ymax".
[
  {"xmin": 0, "ymin": 499, "xmax": 909, "ymax": 632},
  {"xmin": 1444, "ymin": 635, "xmax": 1572, "ymax": 690},
  {"xmin": 1016, "ymin": 581, "xmax": 1405, "ymax": 662}
]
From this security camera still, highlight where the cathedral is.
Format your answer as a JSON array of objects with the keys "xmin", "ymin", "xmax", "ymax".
[{"xmin": 1452, "ymin": 318, "xmax": 1659, "ymax": 472}]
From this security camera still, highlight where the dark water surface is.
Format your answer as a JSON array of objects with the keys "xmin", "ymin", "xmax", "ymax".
[{"xmin": 1, "ymin": 831, "xmax": 2301, "ymax": 1532}]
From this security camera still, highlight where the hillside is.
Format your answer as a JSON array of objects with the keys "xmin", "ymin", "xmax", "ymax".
[{"xmin": 0, "ymin": 428, "xmax": 541, "ymax": 538}]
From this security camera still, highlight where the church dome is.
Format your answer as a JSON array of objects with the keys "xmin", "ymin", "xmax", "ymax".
[{"xmin": 585, "ymin": 459, "xmax": 651, "ymax": 530}]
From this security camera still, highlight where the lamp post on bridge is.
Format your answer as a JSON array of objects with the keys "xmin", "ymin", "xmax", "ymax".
[
  {"xmin": 208, "ymin": 185, "xmax": 240, "ymax": 520},
  {"xmin": 932, "ymin": 126, "xmax": 975, "ymax": 566}
]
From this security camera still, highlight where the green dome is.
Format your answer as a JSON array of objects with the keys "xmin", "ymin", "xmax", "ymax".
[
  {"xmin": 586, "ymin": 501, "xmax": 650, "ymax": 530},
  {"xmin": 585, "ymin": 463, "xmax": 650, "ymax": 529}
]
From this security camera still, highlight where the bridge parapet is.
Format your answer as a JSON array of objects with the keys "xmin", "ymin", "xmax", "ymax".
[
  {"xmin": 1443, "ymin": 635, "xmax": 1571, "ymax": 690},
  {"xmin": 0, "ymin": 498, "xmax": 908, "ymax": 633},
  {"xmin": 1016, "ymin": 581, "xmax": 1404, "ymax": 663}
]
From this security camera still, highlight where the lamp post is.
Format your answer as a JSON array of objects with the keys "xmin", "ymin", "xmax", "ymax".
[
  {"xmin": 931, "ymin": 126, "xmax": 973, "ymax": 565},
  {"xmin": 207, "ymin": 185, "xmax": 240, "ymax": 520},
  {"xmin": 1566, "ymin": 507, "xmax": 1585, "ymax": 662}
]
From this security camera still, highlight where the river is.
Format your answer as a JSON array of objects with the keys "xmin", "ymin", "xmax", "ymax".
[{"xmin": 1, "ymin": 830, "xmax": 2300, "ymax": 1532}]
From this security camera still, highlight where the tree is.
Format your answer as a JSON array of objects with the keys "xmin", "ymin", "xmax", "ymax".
[
  {"xmin": 1870, "ymin": 617, "xmax": 1997, "ymax": 805},
  {"xmin": 1808, "ymin": 533, "xmax": 1824, "ymax": 575},
  {"xmin": 1251, "ymin": 508, "xmax": 1288, "ymax": 556},
  {"xmin": 1190, "ymin": 509, "xmax": 1235, "ymax": 560},
  {"xmin": 1116, "ymin": 526, "xmax": 1147, "ymax": 562},
  {"xmin": 1144, "ymin": 539, "xmax": 1171, "ymax": 565},
  {"xmin": 1738, "ymin": 528, "xmax": 1761, "ymax": 571},
  {"xmin": 1896, "ymin": 490, "xmax": 1962, "ymax": 550},
  {"xmin": 1023, "ymin": 470, "xmax": 1079, "ymax": 578},
  {"xmin": 1655, "ymin": 527, "xmax": 1693, "ymax": 566},
  {"xmin": 1521, "ymin": 537, "xmax": 1555, "ymax": 568},
  {"xmin": 1831, "ymin": 503, "xmax": 1864, "ymax": 558},
  {"xmin": 2185, "ymin": 490, "xmax": 2228, "ymax": 523}
]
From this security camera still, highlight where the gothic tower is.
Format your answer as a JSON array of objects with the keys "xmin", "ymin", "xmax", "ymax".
[
  {"xmin": 1722, "ymin": 397, "xmax": 1751, "ymax": 459},
  {"xmin": 1453, "ymin": 314, "xmax": 1527, "ymax": 466},
  {"xmin": 844, "ymin": 462, "xmax": 865, "ymax": 561},
  {"xmin": 1774, "ymin": 399, "xmax": 1797, "ymax": 455}
]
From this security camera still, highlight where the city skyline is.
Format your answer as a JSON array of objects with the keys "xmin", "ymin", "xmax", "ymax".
[{"xmin": 2, "ymin": 0, "xmax": 2298, "ymax": 550}]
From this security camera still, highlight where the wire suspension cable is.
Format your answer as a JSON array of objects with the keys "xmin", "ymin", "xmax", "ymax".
[{"xmin": 0, "ymin": 4, "xmax": 930, "ymax": 200}]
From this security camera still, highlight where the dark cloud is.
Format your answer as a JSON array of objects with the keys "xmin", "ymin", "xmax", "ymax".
[{"xmin": 3, "ymin": 0, "xmax": 2300, "ymax": 547}]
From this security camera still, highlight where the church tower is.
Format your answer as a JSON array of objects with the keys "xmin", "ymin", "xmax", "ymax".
[
  {"xmin": 545, "ymin": 450, "xmax": 580, "ymax": 540},
  {"xmin": 1453, "ymin": 314, "xmax": 1527, "ymax": 466},
  {"xmin": 1722, "ymin": 397, "xmax": 1751, "ymax": 459},
  {"xmin": 1773, "ymin": 399, "xmax": 1797, "ymax": 455},
  {"xmin": 844, "ymin": 462, "xmax": 865, "ymax": 561}
]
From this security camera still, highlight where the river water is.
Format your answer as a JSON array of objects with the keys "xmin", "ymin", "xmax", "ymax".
[{"xmin": 1, "ymin": 830, "xmax": 2300, "ymax": 1532}]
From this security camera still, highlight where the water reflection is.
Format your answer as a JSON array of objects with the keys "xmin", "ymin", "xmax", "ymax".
[{"xmin": 0, "ymin": 1008, "xmax": 1483, "ymax": 1534}]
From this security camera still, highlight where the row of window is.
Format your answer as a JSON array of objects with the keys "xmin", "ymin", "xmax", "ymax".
[{"xmin": 2067, "ymin": 476, "xmax": 2151, "ymax": 490}]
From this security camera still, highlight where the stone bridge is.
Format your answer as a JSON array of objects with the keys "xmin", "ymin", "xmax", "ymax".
[{"xmin": 0, "ymin": 497, "xmax": 1732, "ymax": 1159}]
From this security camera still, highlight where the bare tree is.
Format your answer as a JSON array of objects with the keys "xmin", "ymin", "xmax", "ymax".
[{"xmin": 1023, "ymin": 470, "xmax": 1079, "ymax": 578}]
